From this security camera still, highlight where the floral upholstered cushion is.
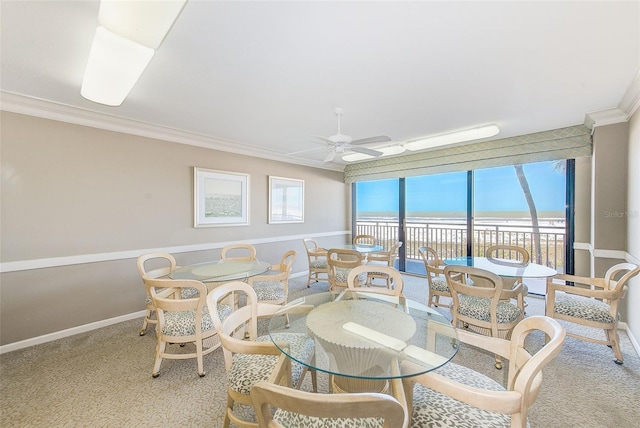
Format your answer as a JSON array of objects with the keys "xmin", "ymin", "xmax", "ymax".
[
  {"xmin": 161, "ymin": 304, "xmax": 231, "ymax": 337},
  {"xmin": 457, "ymin": 295, "xmax": 523, "ymax": 324},
  {"xmin": 411, "ymin": 362, "xmax": 528, "ymax": 427},
  {"xmin": 252, "ymin": 280, "xmax": 286, "ymax": 301},
  {"xmin": 554, "ymin": 294, "xmax": 616, "ymax": 324},
  {"xmin": 228, "ymin": 333, "xmax": 314, "ymax": 395},
  {"xmin": 273, "ymin": 411, "xmax": 384, "ymax": 428}
]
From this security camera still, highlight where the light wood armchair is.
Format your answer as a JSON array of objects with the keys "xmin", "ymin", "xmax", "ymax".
[
  {"xmin": 221, "ymin": 243, "xmax": 257, "ymax": 261},
  {"xmin": 251, "ymin": 380, "xmax": 406, "ymax": 428},
  {"xmin": 136, "ymin": 252, "xmax": 179, "ymax": 336},
  {"xmin": 206, "ymin": 281, "xmax": 317, "ymax": 428},
  {"xmin": 545, "ymin": 262, "xmax": 640, "ymax": 364},
  {"xmin": 353, "ymin": 234, "xmax": 378, "ymax": 246},
  {"xmin": 248, "ymin": 249, "xmax": 297, "ymax": 327},
  {"xmin": 347, "ymin": 264, "xmax": 405, "ymax": 297},
  {"xmin": 303, "ymin": 238, "xmax": 329, "ymax": 287},
  {"xmin": 485, "ymin": 244, "xmax": 531, "ymax": 299},
  {"xmin": 144, "ymin": 278, "xmax": 222, "ymax": 378},
  {"xmin": 444, "ymin": 265, "xmax": 525, "ymax": 369},
  {"xmin": 366, "ymin": 241, "xmax": 403, "ymax": 288},
  {"xmin": 401, "ymin": 316, "xmax": 565, "ymax": 428},
  {"xmin": 418, "ymin": 246, "xmax": 452, "ymax": 309},
  {"xmin": 327, "ymin": 248, "xmax": 365, "ymax": 293}
]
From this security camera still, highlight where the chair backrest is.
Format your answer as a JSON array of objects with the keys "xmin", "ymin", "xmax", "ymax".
[
  {"xmin": 347, "ymin": 265, "xmax": 404, "ymax": 296},
  {"xmin": 485, "ymin": 245, "xmax": 530, "ymax": 265},
  {"xmin": 603, "ymin": 263, "xmax": 640, "ymax": 296},
  {"xmin": 328, "ymin": 248, "xmax": 363, "ymax": 266},
  {"xmin": 144, "ymin": 278, "xmax": 208, "ymax": 335},
  {"xmin": 276, "ymin": 249, "xmax": 297, "ymax": 273},
  {"xmin": 444, "ymin": 264, "xmax": 505, "ymax": 307},
  {"xmin": 368, "ymin": 241, "xmax": 403, "ymax": 266},
  {"xmin": 221, "ymin": 243, "xmax": 257, "ymax": 261},
  {"xmin": 137, "ymin": 252, "xmax": 177, "ymax": 280},
  {"xmin": 206, "ymin": 281, "xmax": 279, "ymax": 370},
  {"xmin": 251, "ymin": 381, "xmax": 406, "ymax": 428},
  {"xmin": 303, "ymin": 238, "xmax": 323, "ymax": 254},
  {"xmin": 418, "ymin": 246, "xmax": 444, "ymax": 275},
  {"xmin": 353, "ymin": 234, "xmax": 378, "ymax": 246}
]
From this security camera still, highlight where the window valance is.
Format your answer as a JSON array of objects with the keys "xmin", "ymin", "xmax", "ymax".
[{"xmin": 344, "ymin": 124, "xmax": 591, "ymax": 183}]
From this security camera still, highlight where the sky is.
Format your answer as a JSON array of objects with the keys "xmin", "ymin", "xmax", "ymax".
[{"xmin": 356, "ymin": 161, "xmax": 566, "ymax": 213}]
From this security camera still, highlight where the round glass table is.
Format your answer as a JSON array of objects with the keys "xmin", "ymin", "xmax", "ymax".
[
  {"xmin": 170, "ymin": 259, "xmax": 271, "ymax": 283},
  {"xmin": 444, "ymin": 256, "xmax": 557, "ymax": 278},
  {"xmin": 268, "ymin": 290, "xmax": 458, "ymax": 392}
]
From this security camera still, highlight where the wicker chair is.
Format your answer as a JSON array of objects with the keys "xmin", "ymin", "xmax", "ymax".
[{"xmin": 545, "ymin": 262, "xmax": 639, "ymax": 364}]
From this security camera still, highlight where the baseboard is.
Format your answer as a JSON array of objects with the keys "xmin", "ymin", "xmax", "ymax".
[
  {"xmin": 620, "ymin": 322, "xmax": 640, "ymax": 357},
  {"xmin": 0, "ymin": 310, "xmax": 147, "ymax": 355}
]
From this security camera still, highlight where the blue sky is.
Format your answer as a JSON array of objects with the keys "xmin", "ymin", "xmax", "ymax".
[{"xmin": 357, "ymin": 161, "xmax": 566, "ymax": 213}]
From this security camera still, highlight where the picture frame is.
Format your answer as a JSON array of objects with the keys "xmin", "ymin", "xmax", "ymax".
[
  {"xmin": 194, "ymin": 167, "xmax": 250, "ymax": 227},
  {"xmin": 268, "ymin": 176, "xmax": 304, "ymax": 224}
]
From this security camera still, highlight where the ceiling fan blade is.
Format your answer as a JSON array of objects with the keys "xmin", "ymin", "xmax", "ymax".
[
  {"xmin": 323, "ymin": 150, "xmax": 337, "ymax": 162},
  {"xmin": 312, "ymin": 135, "xmax": 336, "ymax": 145},
  {"xmin": 350, "ymin": 135, "xmax": 391, "ymax": 145},
  {"xmin": 350, "ymin": 146, "xmax": 384, "ymax": 157}
]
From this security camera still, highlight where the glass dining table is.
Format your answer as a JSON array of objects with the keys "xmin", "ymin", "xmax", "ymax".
[
  {"xmin": 170, "ymin": 259, "xmax": 271, "ymax": 290},
  {"xmin": 268, "ymin": 289, "xmax": 458, "ymax": 394},
  {"xmin": 443, "ymin": 256, "xmax": 557, "ymax": 278}
]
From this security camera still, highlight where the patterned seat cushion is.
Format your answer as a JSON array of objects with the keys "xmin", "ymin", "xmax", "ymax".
[
  {"xmin": 310, "ymin": 259, "xmax": 328, "ymax": 269},
  {"xmin": 228, "ymin": 333, "xmax": 314, "ymax": 395},
  {"xmin": 554, "ymin": 294, "xmax": 616, "ymax": 324},
  {"xmin": 334, "ymin": 268, "xmax": 367, "ymax": 284},
  {"xmin": 457, "ymin": 295, "xmax": 523, "ymax": 324},
  {"xmin": 273, "ymin": 411, "xmax": 385, "ymax": 427},
  {"xmin": 429, "ymin": 276, "xmax": 450, "ymax": 292},
  {"xmin": 161, "ymin": 304, "xmax": 231, "ymax": 336},
  {"xmin": 411, "ymin": 362, "xmax": 527, "ymax": 427},
  {"xmin": 252, "ymin": 281, "xmax": 286, "ymax": 301}
]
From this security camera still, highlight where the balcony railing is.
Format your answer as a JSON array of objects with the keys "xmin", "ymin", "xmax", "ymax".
[{"xmin": 356, "ymin": 219, "xmax": 565, "ymax": 272}]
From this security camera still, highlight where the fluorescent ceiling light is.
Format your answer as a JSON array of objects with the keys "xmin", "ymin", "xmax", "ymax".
[
  {"xmin": 81, "ymin": 27, "xmax": 154, "ymax": 107},
  {"xmin": 81, "ymin": 0, "xmax": 186, "ymax": 106},
  {"xmin": 342, "ymin": 145, "xmax": 407, "ymax": 162},
  {"xmin": 99, "ymin": 0, "xmax": 187, "ymax": 49},
  {"xmin": 403, "ymin": 125, "xmax": 500, "ymax": 152}
]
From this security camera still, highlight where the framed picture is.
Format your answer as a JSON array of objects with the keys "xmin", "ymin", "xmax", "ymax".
[
  {"xmin": 194, "ymin": 167, "xmax": 250, "ymax": 227},
  {"xmin": 269, "ymin": 176, "xmax": 304, "ymax": 224}
]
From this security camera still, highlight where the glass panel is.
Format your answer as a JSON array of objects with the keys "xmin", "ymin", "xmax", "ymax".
[
  {"xmin": 355, "ymin": 178, "xmax": 400, "ymax": 263},
  {"xmin": 474, "ymin": 161, "xmax": 566, "ymax": 294},
  {"xmin": 405, "ymin": 172, "xmax": 467, "ymax": 274}
]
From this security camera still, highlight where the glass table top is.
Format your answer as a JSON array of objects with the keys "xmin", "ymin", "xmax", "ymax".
[
  {"xmin": 444, "ymin": 257, "xmax": 557, "ymax": 278},
  {"xmin": 170, "ymin": 259, "xmax": 271, "ymax": 282},
  {"xmin": 268, "ymin": 290, "xmax": 458, "ymax": 380}
]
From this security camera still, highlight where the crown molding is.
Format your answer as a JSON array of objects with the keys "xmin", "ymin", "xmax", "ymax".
[
  {"xmin": 584, "ymin": 68, "xmax": 640, "ymax": 129},
  {"xmin": 0, "ymin": 91, "xmax": 343, "ymax": 172}
]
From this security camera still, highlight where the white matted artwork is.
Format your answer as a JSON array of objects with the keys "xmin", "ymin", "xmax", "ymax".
[
  {"xmin": 268, "ymin": 176, "xmax": 304, "ymax": 224},
  {"xmin": 194, "ymin": 167, "xmax": 249, "ymax": 227}
]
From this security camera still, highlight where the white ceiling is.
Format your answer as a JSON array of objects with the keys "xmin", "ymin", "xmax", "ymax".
[{"xmin": 1, "ymin": 1, "xmax": 639, "ymax": 171}]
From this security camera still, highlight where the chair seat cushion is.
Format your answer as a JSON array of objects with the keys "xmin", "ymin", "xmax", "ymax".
[
  {"xmin": 457, "ymin": 295, "xmax": 523, "ymax": 324},
  {"xmin": 252, "ymin": 281, "xmax": 286, "ymax": 301},
  {"xmin": 429, "ymin": 276, "xmax": 450, "ymax": 292},
  {"xmin": 161, "ymin": 304, "xmax": 231, "ymax": 337},
  {"xmin": 554, "ymin": 294, "xmax": 616, "ymax": 324},
  {"xmin": 273, "ymin": 411, "xmax": 384, "ymax": 427},
  {"xmin": 228, "ymin": 333, "xmax": 314, "ymax": 395},
  {"xmin": 411, "ymin": 362, "xmax": 526, "ymax": 428},
  {"xmin": 310, "ymin": 259, "xmax": 328, "ymax": 269},
  {"xmin": 334, "ymin": 268, "xmax": 367, "ymax": 284}
]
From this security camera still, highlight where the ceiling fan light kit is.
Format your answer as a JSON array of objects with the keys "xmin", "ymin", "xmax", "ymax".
[
  {"xmin": 81, "ymin": 0, "xmax": 187, "ymax": 106},
  {"xmin": 403, "ymin": 124, "xmax": 500, "ymax": 152}
]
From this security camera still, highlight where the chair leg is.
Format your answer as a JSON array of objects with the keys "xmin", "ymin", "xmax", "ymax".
[
  {"xmin": 606, "ymin": 329, "xmax": 624, "ymax": 365},
  {"xmin": 196, "ymin": 340, "xmax": 206, "ymax": 377},
  {"xmin": 152, "ymin": 340, "xmax": 166, "ymax": 378},
  {"xmin": 223, "ymin": 394, "xmax": 233, "ymax": 428}
]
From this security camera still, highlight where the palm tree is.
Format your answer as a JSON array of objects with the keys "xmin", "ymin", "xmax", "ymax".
[{"xmin": 514, "ymin": 164, "xmax": 542, "ymax": 263}]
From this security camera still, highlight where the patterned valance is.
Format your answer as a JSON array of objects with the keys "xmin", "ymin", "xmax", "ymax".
[{"xmin": 344, "ymin": 125, "xmax": 592, "ymax": 183}]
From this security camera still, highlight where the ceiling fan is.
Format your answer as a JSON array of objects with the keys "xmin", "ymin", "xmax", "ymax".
[{"xmin": 290, "ymin": 108, "xmax": 391, "ymax": 162}]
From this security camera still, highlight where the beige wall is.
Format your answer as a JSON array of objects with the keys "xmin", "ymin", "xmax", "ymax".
[
  {"xmin": 573, "ymin": 156, "xmax": 592, "ymax": 275},
  {"xmin": 626, "ymin": 109, "xmax": 640, "ymax": 340},
  {"xmin": 0, "ymin": 111, "xmax": 350, "ymax": 346}
]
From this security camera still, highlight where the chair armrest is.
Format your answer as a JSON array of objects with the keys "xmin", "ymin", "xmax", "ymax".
[
  {"xmin": 220, "ymin": 334, "xmax": 284, "ymax": 356},
  {"xmin": 547, "ymin": 281, "xmax": 618, "ymax": 300},
  {"xmin": 550, "ymin": 274, "xmax": 607, "ymax": 289}
]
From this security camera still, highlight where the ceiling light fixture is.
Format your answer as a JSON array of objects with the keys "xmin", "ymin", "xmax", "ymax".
[
  {"xmin": 80, "ymin": 0, "xmax": 187, "ymax": 107},
  {"xmin": 403, "ymin": 124, "xmax": 500, "ymax": 152},
  {"xmin": 342, "ymin": 145, "xmax": 406, "ymax": 162}
]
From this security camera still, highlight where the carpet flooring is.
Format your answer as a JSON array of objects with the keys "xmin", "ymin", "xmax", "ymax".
[{"xmin": 1, "ymin": 274, "xmax": 639, "ymax": 427}]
